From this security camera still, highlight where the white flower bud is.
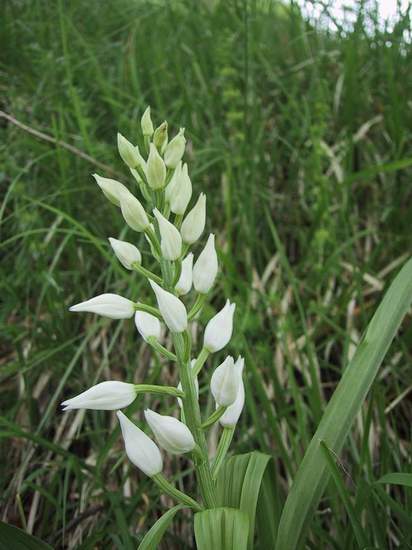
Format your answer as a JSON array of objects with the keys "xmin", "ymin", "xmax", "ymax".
[
  {"xmin": 117, "ymin": 411, "xmax": 163, "ymax": 477},
  {"xmin": 204, "ymin": 299, "xmax": 236, "ymax": 353},
  {"xmin": 210, "ymin": 356, "xmax": 240, "ymax": 407},
  {"xmin": 93, "ymin": 174, "xmax": 128, "ymax": 207},
  {"xmin": 175, "ymin": 253, "xmax": 193, "ymax": 295},
  {"xmin": 134, "ymin": 311, "xmax": 161, "ymax": 342},
  {"xmin": 69, "ymin": 293, "xmax": 135, "ymax": 319},
  {"xmin": 153, "ymin": 208, "xmax": 182, "ymax": 261},
  {"xmin": 120, "ymin": 191, "xmax": 149, "ymax": 232},
  {"xmin": 144, "ymin": 409, "xmax": 195, "ymax": 454},
  {"xmin": 141, "ymin": 106, "xmax": 154, "ymax": 137},
  {"xmin": 146, "ymin": 143, "xmax": 166, "ymax": 190},
  {"xmin": 164, "ymin": 128, "xmax": 186, "ymax": 169},
  {"xmin": 61, "ymin": 381, "xmax": 137, "ymax": 411},
  {"xmin": 192, "ymin": 234, "xmax": 218, "ymax": 294},
  {"xmin": 165, "ymin": 162, "xmax": 182, "ymax": 203},
  {"xmin": 181, "ymin": 193, "xmax": 206, "ymax": 244},
  {"xmin": 177, "ymin": 359, "xmax": 198, "ymax": 409},
  {"xmin": 108, "ymin": 237, "xmax": 141, "ymax": 270},
  {"xmin": 117, "ymin": 133, "xmax": 143, "ymax": 169},
  {"xmin": 149, "ymin": 280, "xmax": 187, "ymax": 333},
  {"xmin": 153, "ymin": 121, "xmax": 168, "ymax": 152},
  {"xmin": 219, "ymin": 357, "xmax": 245, "ymax": 427},
  {"xmin": 169, "ymin": 163, "xmax": 192, "ymax": 215}
]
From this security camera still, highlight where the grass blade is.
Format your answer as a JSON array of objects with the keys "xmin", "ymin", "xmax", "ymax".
[{"xmin": 276, "ymin": 256, "xmax": 412, "ymax": 550}]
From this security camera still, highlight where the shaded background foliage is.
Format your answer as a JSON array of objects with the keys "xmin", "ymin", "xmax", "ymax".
[{"xmin": 1, "ymin": 0, "xmax": 412, "ymax": 548}]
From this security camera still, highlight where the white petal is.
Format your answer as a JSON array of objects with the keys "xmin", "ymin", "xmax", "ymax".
[{"xmin": 69, "ymin": 293, "xmax": 135, "ymax": 319}]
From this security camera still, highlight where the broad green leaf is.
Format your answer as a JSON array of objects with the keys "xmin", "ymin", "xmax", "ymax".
[
  {"xmin": 276, "ymin": 256, "xmax": 412, "ymax": 550},
  {"xmin": 216, "ymin": 451, "xmax": 271, "ymax": 549},
  {"xmin": 256, "ymin": 461, "xmax": 282, "ymax": 548},
  {"xmin": 194, "ymin": 507, "xmax": 249, "ymax": 550},
  {"xmin": 377, "ymin": 473, "xmax": 412, "ymax": 488},
  {"xmin": 0, "ymin": 521, "xmax": 52, "ymax": 550},
  {"xmin": 138, "ymin": 504, "xmax": 185, "ymax": 550}
]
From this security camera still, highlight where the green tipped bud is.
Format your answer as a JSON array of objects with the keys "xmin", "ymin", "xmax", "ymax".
[
  {"xmin": 120, "ymin": 191, "xmax": 149, "ymax": 232},
  {"xmin": 117, "ymin": 133, "xmax": 142, "ymax": 169},
  {"xmin": 147, "ymin": 143, "xmax": 166, "ymax": 190},
  {"xmin": 153, "ymin": 121, "xmax": 168, "ymax": 153},
  {"xmin": 164, "ymin": 128, "xmax": 186, "ymax": 169},
  {"xmin": 93, "ymin": 174, "xmax": 128, "ymax": 207},
  {"xmin": 141, "ymin": 106, "xmax": 154, "ymax": 137}
]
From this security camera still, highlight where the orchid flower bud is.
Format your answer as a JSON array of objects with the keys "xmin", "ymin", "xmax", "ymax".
[
  {"xmin": 120, "ymin": 191, "xmax": 149, "ymax": 232},
  {"xmin": 219, "ymin": 356, "xmax": 245, "ymax": 427},
  {"xmin": 169, "ymin": 163, "xmax": 192, "ymax": 215},
  {"xmin": 153, "ymin": 208, "xmax": 182, "ymax": 260},
  {"xmin": 108, "ymin": 237, "xmax": 141, "ymax": 270},
  {"xmin": 69, "ymin": 293, "xmax": 135, "ymax": 319},
  {"xmin": 147, "ymin": 144, "xmax": 166, "ymax": 190},
  {"xmin": 61, "ymin": 381, "xmax": 137, "ymax": 411},
  {"xmin": 134, "ymin": 311, "xmax": 161, "ymax": 342},
  {"xmin": 210, "ymin": 356, "xmax": 240, "ymax": 407},
  {"xmin": 144, "ymin": 409, "xmax": 195, "ymax": 454},
  {"xmin": 175, "ymin": 253, "xmax": 193, "ymax": 296},
  {"xmin": 149, "ymin": 280, "xmax": 187, "ymax": 333},
  {"xmin": 192, "ymin": 234, "xmax": 218, "ymax": 294},
  {"xmin": 93, "ymin": 174, "xmax": 128, "ymax": 207},
  {"xmin": 177, "ymin": 359, "xmax": 198, "ymax": 409},
  {"xmin": 164, "ymin": 128, "xmax": 186, "ymax": 168},
  {"xmin": 117, "ymin": 133, "xmax": 143, "ymax": 169},
  {"xmin": 181, "ymin": 193, "xmax": 206, "ymax": 244},
  {"xmin": 165, "ymin": 162, "xmax": 182, "ymax": 203},
  {"xmin": 203, "ymin": 299, "xmax": 236, "ymax": 353},
  {"xmin": 117, "ymin": 411, "xmax": 163, "ymax": 476},
  {"xmin": 141, "ymin": 106, "xmax": 154, "ymax": 137},
  {"xmin": 153, "ymin": 121, "xmax": 168, "ymax": 152}
]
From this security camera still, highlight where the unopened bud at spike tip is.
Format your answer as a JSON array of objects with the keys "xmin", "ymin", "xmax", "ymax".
[
  {"xmin": 141, "ymin": 106, "xmax": 154, "ymax": 137},
  {"xmin": 108, "ymin": 237, "xmax": 141, "ymax": 270},
  {"xmin": 193, "ymin": 234, "xmax": 218, "ymax": 293},
  {"xmin": 117, "ymin": 411, "xmax": 163, "ymax": 477},
  {"xmin": 117, "ymin": 133, "xmax": 142, "ymax": 169},
  {"xmin": 144, "ymin": 409, "xmax": 195, "ymax": 454},
  {"xmin": 153, "ymin": 121, "xmax": 168, "ymax": 152}
]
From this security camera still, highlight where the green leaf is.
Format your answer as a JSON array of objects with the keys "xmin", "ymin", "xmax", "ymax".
[
  {"xmin": 216, "ymin": 451, "xmax": 271, "ymax": 549},
  {"xmin": 377, "ymin": 473, "xmax": 412, "ymax": 488},
  {"xmin": 0, "ymin": 522, "xmax": 52, "ymax": 550},
  {"xmin": 138, "ymin": 504, "xmax": 185, "ymax": 550},
  {"xmin": 194, "ymin": 507, "xmax": 249, "ymax": 550},
  {"xmin": 276, "ymin": 256, "xmax": 412, "ymax": 550},
  {"xmin": 256, "ymin": 461, "xmax": 283, "ymax": 548}
]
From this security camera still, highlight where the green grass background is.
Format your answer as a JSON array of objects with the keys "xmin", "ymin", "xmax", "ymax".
[{"xmin": 1, "ymin": 0, "xmax": 412, "ymax": 548}]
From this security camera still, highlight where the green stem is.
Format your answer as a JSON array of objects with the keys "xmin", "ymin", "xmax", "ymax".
[
  {"xmin": 173, "ymin": 258, "xmax": 182, "ymax": 287},
  {"xmin": 174, "ymin": 214, "xmax": 183, "ymax": 229},
  {"xmin": 134, "ymin": 302, "xmax": 162, "ymax": 320},
  {"xmin": 152, "ymin": 473, "xmax": 203, "ymax": 512},
  {"xmin": 211, "ymin": 427, "xmax": 235, "ymax": 479},
  {"xmin": 134, "ymin": 384, "xmax": 183, "ymax": 398},
  {"xmin": 192, "ymin": 347, "xmax": 209, "ymax": 377},
  {"xmin": 145, "ymin": 226, "xmax": 162, "ymax": 258},
  {"xmin": 172, "ymin": 333, "xmax": 217, "ymax": 508},
  {"xmin": 188, "ymin": 294, "xmax": 206, "ymax": 320},
  {"xmin": 132, "ymin": 262, "xmax": 162, "ymax": 285},
  {"xmin": 201, "ymin": 406, "xmax": 226, "ymax": 429},
  {"xmin": 146, "ymin": 337, "xmax": 177, "ymax": 362}
]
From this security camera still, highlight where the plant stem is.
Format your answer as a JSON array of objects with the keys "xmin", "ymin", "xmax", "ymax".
[
  {"xmin": 188, "ymin": 294, "xmax": 206, "ymax": 320},
  {"xmin": 134, "ymin": 384, "xmax": 183, "ymax": 398},
  {"xmin": 172, "ymin": 333, "xmax": 217, "ymax": 508},
  {"xmin": 146, "ymin": 337, "xmax": 177, "ymax": 361},
  {"xmin": 134, "ymin": 302, "xmax": 162, "ymax": 320},
  {"xmin": 192, "ymin": 347, "xmax": 209, "ymax": 377},
  {"xmin": 201, "ymin": 406, "xmax": 226, "ymax": 429},
  {"xmin": 211, "ymin": 427, "xmax": 235, "ymax": 479},
  {"xmin": 152, "ymin": 474, "xmax": 203, "ymax": 512},
  {"xmin": 132, "ymin": 262, "xmax": 162, "ymax": 285}
]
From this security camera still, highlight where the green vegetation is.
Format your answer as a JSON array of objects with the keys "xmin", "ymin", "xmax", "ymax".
[{"xmin": 1, "ymin": 0, "xmax": 412, "ymax": 548}]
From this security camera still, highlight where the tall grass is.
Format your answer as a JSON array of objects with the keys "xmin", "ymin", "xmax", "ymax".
[{"xmin": 1, "ymin": 0, "xmax": 412, "ymax": 547}]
